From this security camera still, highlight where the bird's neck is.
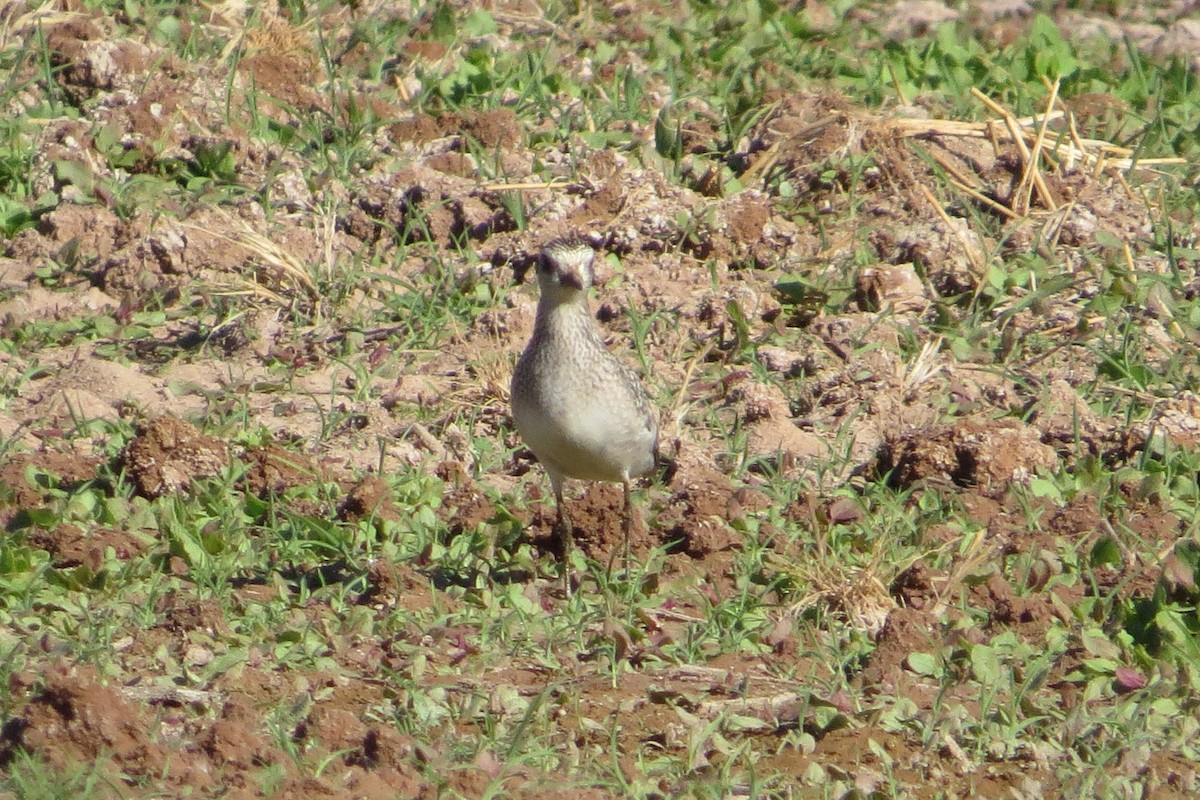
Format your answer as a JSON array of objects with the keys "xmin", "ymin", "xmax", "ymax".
[{"xmin": 534, "ymin": 293, "xmax": 596, "ymax": 339}]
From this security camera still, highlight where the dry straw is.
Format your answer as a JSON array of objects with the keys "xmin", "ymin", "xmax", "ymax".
[
  {"xmin": 185, "ymin": 213, "xmax": 323, "ymax": 319},
  {"xmin": 892, "ymin": 77, "xmax": 1185, "ymax": 222}
]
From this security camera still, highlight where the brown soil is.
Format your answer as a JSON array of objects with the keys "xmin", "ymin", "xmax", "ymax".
[
  {"xmin": 122, "ymin": 416, "xmax": 230, "ymax": 499},
  {"xmin": 1, "ymin": 2, "xmax": 1197, "ymax": 799}
]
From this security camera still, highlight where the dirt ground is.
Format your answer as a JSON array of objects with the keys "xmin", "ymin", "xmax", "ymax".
[{"xmin": 1, "ymin": 1, "xmax": 1199, "ymax": 798}]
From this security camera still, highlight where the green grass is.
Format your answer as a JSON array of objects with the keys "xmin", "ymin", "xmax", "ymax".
[{"xmin": 1, "ymin": 0, "xmax": 1199, "ymax": 797}]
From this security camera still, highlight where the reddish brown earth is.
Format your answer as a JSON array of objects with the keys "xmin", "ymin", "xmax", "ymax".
[{"xmin": 1, "ymin": 2, "xmax": 1198, "ymax": 798}]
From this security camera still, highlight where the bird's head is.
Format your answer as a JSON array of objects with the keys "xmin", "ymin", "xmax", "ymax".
[{"xmin": 536, "ymin": 235, "xmax": 595, "ymax": 295}]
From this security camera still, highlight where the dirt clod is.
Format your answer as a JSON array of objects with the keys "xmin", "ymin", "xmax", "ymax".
[
  {"xmin": 121, "ymin": 416, "xmax": 230, "ymax": 499},
  {"xmin": 878, "ymin": 417, "xmax": 1058, "ymax": 489}
]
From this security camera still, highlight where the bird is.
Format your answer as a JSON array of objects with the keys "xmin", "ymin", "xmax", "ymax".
[{"xmin": 510, "ymin": 235, "xmax": 659, "ymax": 586}]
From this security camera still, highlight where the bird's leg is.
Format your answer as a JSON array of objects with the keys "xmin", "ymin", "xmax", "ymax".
[
  {"xmin": 552, "ymin": 477, "xmax": 573, "ymax": 593},
  {"xmin": 604, "ymin": 479, "xmax": 636, "ymax": 582},
  {"xmin": 628, "ymin": 479, "xmax": 638, "ymax": 573},
  {"xmin": 621, "ymin": 478, "xmax": 633, "ymax": 575}
]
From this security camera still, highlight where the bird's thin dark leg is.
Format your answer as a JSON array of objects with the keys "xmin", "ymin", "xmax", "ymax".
[
  {"xmin": 553, "ymin": 478, "xmax": 573, "ymax": 593},
  {"xmin": 622, "ymin": 478, "xmax": 633, "ymax": 574}
]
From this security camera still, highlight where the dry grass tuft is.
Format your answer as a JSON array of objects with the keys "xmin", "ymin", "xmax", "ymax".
[
  {"xmin": 186, "ymin": 214, "xmax": 322, "ymax": 319},
  {"xmin": 893, "ymin": 79, "xmax": 1186, "ymax": 220},
  {"xmin": 771, "ymin": 547, "xmax": 897, "ymax": 637}
]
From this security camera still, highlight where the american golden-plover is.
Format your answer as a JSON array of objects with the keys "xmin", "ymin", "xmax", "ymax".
[{"xmin": 511, "ymin": 235, "xmax": 658, "ymax": 583}]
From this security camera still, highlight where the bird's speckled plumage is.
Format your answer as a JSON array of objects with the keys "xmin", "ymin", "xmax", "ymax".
[{"xmin": 511, "ymin": 236, "xmax": 658, "ymax": 580}]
